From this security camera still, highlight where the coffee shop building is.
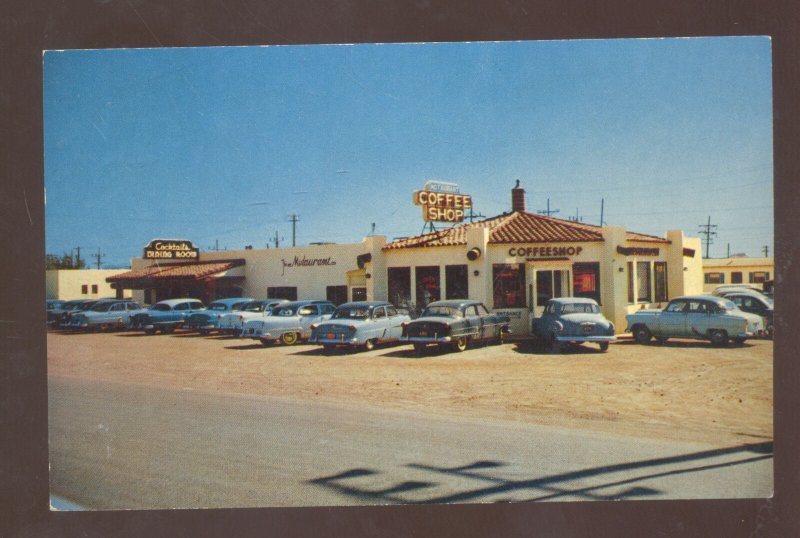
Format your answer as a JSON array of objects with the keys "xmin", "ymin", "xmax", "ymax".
[{"xmin": 108, "ymin": 183, "xmax": 703, "ymax": 335}]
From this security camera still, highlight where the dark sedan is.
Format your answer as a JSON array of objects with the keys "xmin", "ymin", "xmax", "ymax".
[{"xmin": 400, "ymin": 300, "xmax": 510, "ymax": 355}]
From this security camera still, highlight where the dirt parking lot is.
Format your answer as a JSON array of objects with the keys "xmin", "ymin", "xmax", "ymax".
[{"xmin": 47, "ymin": 330, "xmax": 773, "ymax": 446}]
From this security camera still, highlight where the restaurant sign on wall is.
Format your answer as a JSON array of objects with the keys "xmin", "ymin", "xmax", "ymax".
[{"xmin": 143, "ymin": 239, "xmax": 199, "ymax": 259}]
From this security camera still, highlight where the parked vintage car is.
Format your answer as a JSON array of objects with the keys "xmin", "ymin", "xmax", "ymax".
[
  {"xmin": 67, "ymin": 299, "xmax": 145, "ymax": 331},
  {"xmin": 47, "ymin": 299, "xmax": 77, "ymax": 325},
  {"xmin": 50, "ymin": 299, "xmax": 101, "ymax": 328},
  {"xmin": 127, "ymin": 298, "xmax": 206, "ymax": 334},
  {"xmin": 400, "ymin": 299, "xmax": 510, "ymax": 355},
  {"xmin": 532, "ymin": 297, "xmax": 616, "ymax": 353},
  {"xmin": 241, "ymin": 300, "xmax": 336, "ymax": 346},
  {"xmin": 308, "ymin": 301, "xmax": 411, "ymax": 351},
  {"xmin": 47, "ymin": 299, "xmax": 66, "ymax": 311},
  {"xmin": 218, "ymin": 299, "xmax": 290, "ymax": 336},
  {"xmin": 625, "ymin": 294, "xmax": 765, "ymax": 346},
  {"xmin": 182, "ymin": 297, "xmax": 256, "ymax": 335},
  {"xmin": 716, "ymin": 290, "xmax": 773, "ymax": 337},
  {"xmin": 711, "ymin": 284, "xmax": 765, "ymax": 296}
]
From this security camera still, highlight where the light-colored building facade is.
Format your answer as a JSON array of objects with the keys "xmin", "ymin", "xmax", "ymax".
[
  {"xmin": 702, "ymin": 257, "xmax": 774, "ymax": 293},
  {"xmin": 109, "ymin": 183, "xmax": 703, "ymax": 335},
  {"xmin": 46, "ymin": 269, "xmax": 133, "ymax": 300}
]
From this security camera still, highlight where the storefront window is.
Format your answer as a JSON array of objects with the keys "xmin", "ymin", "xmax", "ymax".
[
  {"xmin": 326, "ymin": 285, "xmax": 348, "ymax": 305},
  {"xmin": 704, "ymin": 272, "xmax": 724, "ymax": 284},
  {"xmin": 637, "ymin": 262, "xmax": 652, "ymax": 302},
  {"xmin": 573, "ymin": 262, "xmax": 600, "ymax": 304},
  {"xmin": 445, "ymin": 264, "xmax": 468, "ymax": 299},
  {"xmin": 749, "ymin": 271, "xmax": 770, "ymax": 283},
  {"xmin": 731, "ymin": 272, "xmax": 743, "ymax": 284},
  {"xmin": 415, "ymin": 266, "xmax": 441, "ymax": 308},
  {"xmin": 388, "ymin": 267, "xmax": 411, "ymax": 308},
  {"xmin": 81, "ymin": 284, "xmax": 88, "ymax": 294},
  {"xmin": 654, "ymin": 262, "xmax": 668, "ymax": 302},
  {"xmin": 493, "ymin": 264, "xmax": 525, "ymax": 308},
  {"xmin": 267, "ymin": 287, "xmax": 298, "ymax": 301}
]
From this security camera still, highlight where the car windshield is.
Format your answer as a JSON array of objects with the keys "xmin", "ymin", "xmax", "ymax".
[
  {"xmin": 421, "ymin": 305, "xmax": 463, "ymax": 318},
  {"xmin": 560, "ymin": 303, "xmax": 599, "ymax": 314},
  {"xmin": 240, "ymin": 302, "xmax": 265, "ymax": 312},
  {"xmin": 89, "ymin": 302, "xmax": 114, "ymax": 312},
  {"xmin": 273, "ymin": 306, "xmax": 297, "ymax": 317},
  {"xmin": 208, "ymin": 303, "xmax": 229, "ymax": 310},
  {"xmin": 150, "ymin": 303, "xmax": 172, "ymax": 311},
  {"xmin": 718, "ymin": 299, "xmax": 738, "ymax": 312},
  {"xmin": 332, "ymin": 307, "xmax": 370, "ymax": 320}
]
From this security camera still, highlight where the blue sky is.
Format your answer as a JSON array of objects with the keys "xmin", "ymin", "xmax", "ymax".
[{"xmin": 44, "ymin": 37, "xmax": 773, "ymax": 268}]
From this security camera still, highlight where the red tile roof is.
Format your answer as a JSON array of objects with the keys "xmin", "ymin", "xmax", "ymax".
[
  {"xmin": 383, "ymin": 211, "xmax": 669, "ymax": 250},
  {"xmin": 107, "ymin": 260, "xmax": 244, "ymax": 282}
]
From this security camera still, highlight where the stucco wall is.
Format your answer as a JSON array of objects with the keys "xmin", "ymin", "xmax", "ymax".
[
  {"xmin": 46, "ymin": 269, "xmax": 132, "ymax": 300},
  {"xmin": 701, "ymin": 257, "xmax": 774, "ymax": 292}
]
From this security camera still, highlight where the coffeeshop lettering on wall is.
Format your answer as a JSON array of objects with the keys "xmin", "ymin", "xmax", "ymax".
[{"xmin": 507, "ymin": 245, "xmax": 584, "ymax": 258}]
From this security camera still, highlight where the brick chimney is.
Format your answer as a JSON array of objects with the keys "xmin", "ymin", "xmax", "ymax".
[{"xmin": 511, "ymin": 179, "xmax": 525, "ymax": 212}]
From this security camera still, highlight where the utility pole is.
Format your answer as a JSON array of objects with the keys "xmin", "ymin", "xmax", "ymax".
[
  {"xmin": 763, "ymin": 245, "xmax": 770, "ymax": 257},
  {"xmin": 727, "ymin": 243, "xmax": 730, "ymax": 258},
  {"xmin": 600, "ymin": 198, "xmax": 606, "ymax": 226},
  {"xmin": 74, "ymin": 246, "xmax": 82, "ymax": 268},
  {"xmin": 274, "ymin": 230, "xmax": 280, "ymax": 249},
  {"xmin": 698, "ymin": 216, "xmax": 718, "ymax": 259},
  {"xmin": 289, "ymin": 213, "xmax": 299, "ymax": 247},
  {"xmin": 93, "ymin": 248, "xmax": 104, "ymax": 269},
  {"xmin": 537, "ymin": 198, "xmax": 559, "ymax": 217},
  {"xmin": 466, "ymin": 207, "xmax": 486, "ymax": 223}
]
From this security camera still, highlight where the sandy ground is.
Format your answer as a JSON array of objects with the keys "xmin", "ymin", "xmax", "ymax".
[{"xmin": 46, "ymin": 330, "xmax": 773, "ymax": 446}]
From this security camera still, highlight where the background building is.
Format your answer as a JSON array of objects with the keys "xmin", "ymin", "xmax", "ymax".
[
  {"xmin": 46, "ymin": 269, "xmax": 133, "ymax": 300},
  {"xmin": 702, "ymin": 257, "xmax": 774, "ymax": 292}
]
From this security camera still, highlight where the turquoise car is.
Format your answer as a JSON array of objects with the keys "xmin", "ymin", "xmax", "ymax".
[
  {"xmin": 127, "ymin": 298, "xmax": 206, "ymax": 334},
  {"xmin": 308, "ymin": 301, "xmax": 411, "ymax": 352},
  {"xmin": 532, "ymin": 297, "xmax": 616, "ymax": 353},
  {"xmin": 625, "ymin": 294, "xmax": 765, "ymax": 346}
]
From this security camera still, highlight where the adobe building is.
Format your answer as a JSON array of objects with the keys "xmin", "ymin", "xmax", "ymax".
[
  {"xmin": 108, "ymin": 182, "xmax": 703, "ymax": 335},
  {"xmin": 46, "ymin": 269, "xmax": 133, "ymax": 300},
  {"xmin": 702, "ymin": 256, "xmax": 774, "ymax": 292}
]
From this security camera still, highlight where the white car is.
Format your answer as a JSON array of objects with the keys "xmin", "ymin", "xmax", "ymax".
[
  {"xmin": 218, "ymin": 299, "xmax": 289, "ymax": 336},
  {"xmin": 241, "ymin": 300, "xmax": 336, "ymax": 345}
]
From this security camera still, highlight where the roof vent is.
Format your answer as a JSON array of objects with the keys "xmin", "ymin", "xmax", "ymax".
[{"xmin": 511, "ymin": 179, "xmax": 525, "ymax": 212}]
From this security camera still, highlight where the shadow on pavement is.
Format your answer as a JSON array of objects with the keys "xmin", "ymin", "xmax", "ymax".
[{"xmin": 306, "ymin": 441, "xmax": 772, "ymax": 504}]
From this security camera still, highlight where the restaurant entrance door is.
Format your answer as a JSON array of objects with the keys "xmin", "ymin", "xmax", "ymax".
[{"xmin": 527, "ymin": 262, "xmax": 573, "ymax": 318}]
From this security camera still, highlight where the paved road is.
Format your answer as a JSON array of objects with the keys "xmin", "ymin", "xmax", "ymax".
[{"xmin": 48, "ymin": 376, "xmax": 773, "ymax": 509}]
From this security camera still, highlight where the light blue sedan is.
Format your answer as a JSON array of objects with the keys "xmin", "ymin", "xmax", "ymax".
[
  {"xmin": 183, "ymin": 297, "xmax": 255, "ymax": 335},
  {"xmin": 532, "ymin": 297, "xmax": 615, "ymax": 353},
  {"xmin": 309, "ymin": 301, "xmax": 411, "ymax": 352}
]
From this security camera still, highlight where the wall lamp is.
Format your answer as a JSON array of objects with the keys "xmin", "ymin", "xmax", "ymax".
[
  {"xmin": 473, "ymin": 270, "xmax": 480, "ymax": 276},
  {"xmin": 467, "ymin": 247, "xmax": 482, "ymax": 261}
]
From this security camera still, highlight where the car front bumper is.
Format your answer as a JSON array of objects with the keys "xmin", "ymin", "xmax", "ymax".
[
  {"xmin": 401, "ymin": 335, "xmax": 453, "ymax": 344},
  {"xmin": 555, "ymin": 335, "xmax": 616, "ymax": 343}
]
